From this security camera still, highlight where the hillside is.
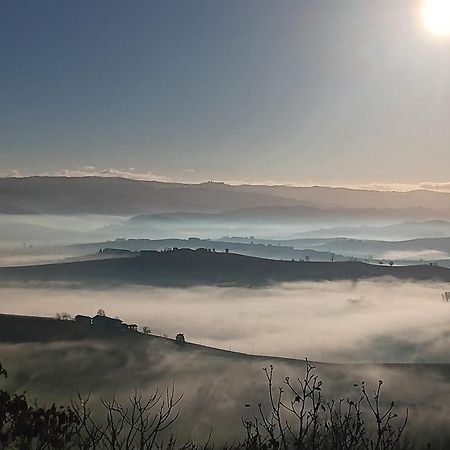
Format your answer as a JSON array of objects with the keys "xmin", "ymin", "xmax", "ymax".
[
  {"xmin": 0, "ymin": 313, "xmax": 297, "ymax": 365},
  {"xmin": 2, "ymin": 312, "xmax": 450, "ymax": 446},
  {"xmin": 0, "ymin": 249, "xmax": 449, "ymax": 286}
]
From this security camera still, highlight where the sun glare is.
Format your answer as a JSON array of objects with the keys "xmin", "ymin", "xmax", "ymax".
[{"xmin": 423, "ymin": 0, "xmax": 450, "ymax": 35}]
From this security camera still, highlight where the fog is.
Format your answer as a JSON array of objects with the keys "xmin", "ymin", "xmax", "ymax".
[
  {"xmin": 2, "ymin": 280, "xmax": 450, "ymax": 444},
  {"xmin": 2, "ymin": 336, "xmax": 450, "ymax": 445},
  {"xmin": 1, "ymin": 280, "xmax": 450, "ymax": 363},
  {"xmin": 0, "ymin": 213, "xmax": 410, "ymax": 251},
  {"xmin": 0, "ymin": 214, "xmax": 126, "ymax": 249}
]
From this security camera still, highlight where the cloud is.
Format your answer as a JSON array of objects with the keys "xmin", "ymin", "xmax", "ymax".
[
  {"xmin": 56, "ymin": 166, "xmax": 173, "ymax": 182},
  {"xmin": 0, "ymin": 166, "xmax": 172, "ymax": 182},
  {"xmin": 0, "ymin": 169, "xmax": 22, "ymax": 178},
  {"xmin": 337, "ymin": 181, "xmax": 450, "ymax": 193},
  {"xmin": 225, "ymin": 180, "xmax": 450, "ymax": 193},
  {"xmin": 417, "ymin": 181, "xmax": 450, "ymax": 192}
]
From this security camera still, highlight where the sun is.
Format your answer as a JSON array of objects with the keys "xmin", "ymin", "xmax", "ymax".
[{"xmin": 423, "ymin": 0, "xmax": 450, "ymax": 35}]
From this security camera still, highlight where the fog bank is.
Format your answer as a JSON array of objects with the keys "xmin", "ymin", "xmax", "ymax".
[{"xmin": 1, "ymin": 280, "xmax": 450, "ymax": 363}]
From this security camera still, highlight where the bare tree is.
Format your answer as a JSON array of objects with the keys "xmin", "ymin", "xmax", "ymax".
[
  {"xmin": 71, "ymin": 386, "xmax": 183, "ymax": 449},
  {"xmin": 242, "ymin": 360, "xmax": 408, "ymax": 450},
  {"xmin": 0, "ymin": 359, "xmax": 412, "ymax": 450},
  {"xmin": 55, "ymin": 312, "xmax": 73, "ymax": 320}
]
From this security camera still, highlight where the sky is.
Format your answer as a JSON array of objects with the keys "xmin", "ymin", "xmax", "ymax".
[{"xmin": 1, "ymin": 0, "xmax": 450, "ymax": 186}]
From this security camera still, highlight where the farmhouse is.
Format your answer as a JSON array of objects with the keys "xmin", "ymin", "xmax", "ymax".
[
  {"xmin": 92, "ymin": 314, "xmax": 123, "ymax": 330},
  {"xmin": 75, "ymin": 313, "xmax": 139, "ymax": 333}
]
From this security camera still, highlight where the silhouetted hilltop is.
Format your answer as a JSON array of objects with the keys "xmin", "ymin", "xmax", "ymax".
[
  {"xmin": 0, "ymin": 313, "xmax": 133, "ymax": 342},
  {"xmin": 0, "ymin": 249, "xmax": 449, "ymax": 287},
  {"xmin": 222, "ymin": 236, "xmax": 450, "ymax": 260},
  {"xmin": 0, "ymin": 313, "xmax": 300, "ymax": 365},
  {"xmin": 70, "ymin": 237, "xmax": 345, "ymax": 262}
]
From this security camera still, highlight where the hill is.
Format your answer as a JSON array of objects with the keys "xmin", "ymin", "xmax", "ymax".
[
  {"xmin": 0, "ymin": 313, "xmax": 297, "ymax": 364},
  {"xmin": 221, "ymin": 236, "xmax": 450, "ymax": 261},
  {"xmin": 69, "ymin": 237, "xmax": 345, "ymax": 262},
  {"xmin": 2, "ymin": 312, "xmax": 450, "ymax": 445},
  {"xmin": 0, "ymin": 249, "xmax": 449, "ymax": 287},
  {"xmin": 297, "ymin": 220, "xmax": 450, "ymax": 240}
]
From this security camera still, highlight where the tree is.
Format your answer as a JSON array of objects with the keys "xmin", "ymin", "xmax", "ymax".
[
  {"xmin": 142, "ymin": 326, "xmax": 152, "ymax": 335},
  {"xmin": 96, "ymin": 308, "xmax": 106, "ymax": 317},
  {"xmin": 242, "ymin": 361, "xmax": 408, "ymax": 450},
  {"xmin": 0, "ymin": 362, "xmax": 182, "ymax": 450},
  {"xmin": 175, "ymin": 333, "xmax": 186, "ymax": 344},
  {"xmin": 0, "ymin": 360, "xmax": 413, "ymax": 449},
  {"xmin": 55, "ymin": 312, "xmax": 73, "ymax": 320},
  {"xmin": 0, "ymin": 362, "xmax": 80, "ymax": 449}
]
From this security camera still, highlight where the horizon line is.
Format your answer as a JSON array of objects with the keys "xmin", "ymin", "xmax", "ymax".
[{"xmin": 2, "ymin": 174, "xmax": 450, "ymax": 194}]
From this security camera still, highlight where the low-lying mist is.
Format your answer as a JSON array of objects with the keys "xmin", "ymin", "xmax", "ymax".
[
  {"xmin": 2, "ymin": 338, "xmax": 450, "ymax": 445},
  {"xmin": 3, "ymin": 280, "xmax": 450, "ymax": 445},
  {"xmin": 1, "ymin": 280, "xmax": 450, "ymax": 363},
  {"xmin": 0, "ymin": 214, "xmax": 126, "ymax": 250}
]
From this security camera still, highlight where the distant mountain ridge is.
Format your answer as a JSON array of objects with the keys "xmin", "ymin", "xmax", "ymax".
[
  {"xmin": 129, "ymin": 205, "xmax": 449, "ymax": 225},
  {"xmin": 2, "ymin": 176, "xmax": 450, "ymax": 217},
  {"xmin": 297, "ymin": 220, "xmax": 450, "ymax": 240}
]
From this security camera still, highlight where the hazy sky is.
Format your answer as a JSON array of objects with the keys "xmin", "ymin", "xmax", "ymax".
[{"xmin": 1, "ymin": 0, "xmax": 450, "ymax": 185}]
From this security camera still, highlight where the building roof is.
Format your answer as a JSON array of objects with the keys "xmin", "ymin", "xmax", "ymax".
[{"xmin": 92, "ymin": 315, "xmax": 122, "ymax": 323}]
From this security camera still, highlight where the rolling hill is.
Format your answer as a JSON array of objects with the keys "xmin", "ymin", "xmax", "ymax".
[
  {"xmin": 69, "ymin": 237, "xmax": 345, "ymax": 262},
  {"xmin": 0, "ymin": 249, "xmax": 449, "ymax": 287},
  {"xmin": 221, "ymin": 236, "xmax": 450, "ymax": 261}
]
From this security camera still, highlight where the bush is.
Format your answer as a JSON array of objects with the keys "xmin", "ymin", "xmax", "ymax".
[{"xmin": 0, "ymin": 363, "xmax": 80, "ymax": 449}]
